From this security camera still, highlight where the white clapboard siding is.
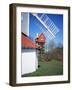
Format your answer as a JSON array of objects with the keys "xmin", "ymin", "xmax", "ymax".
[
  {"xmin": 21, "ymin": 49, "xmax": 38, "ymax": 75},
  {"xmin": 21, "ymin": 13, "xmax": 29, "ymax": 36}
]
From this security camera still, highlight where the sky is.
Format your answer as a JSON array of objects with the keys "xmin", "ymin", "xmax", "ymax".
[
  {"xmin": 21, "ymin": 12, "xmax": 63, "ymax": 48},
  {"xmin": 29, "ymin": 13, "xmax": 63, "ymax": 45}
]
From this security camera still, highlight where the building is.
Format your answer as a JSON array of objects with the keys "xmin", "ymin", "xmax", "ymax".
[
  {"xmin": 21, "ymin": 12, "xmax": 46, "ymax": 76},
  {"xmin": 35, "ymin": 33, "xmax": 46, "ymax": 49},
  {"xmin": 21, "ymin": 13, "xmax": 29, "ymax": 36},
  {"xmin": 21, "ymin": 32, "xmax": 38, "ymax": 76}
]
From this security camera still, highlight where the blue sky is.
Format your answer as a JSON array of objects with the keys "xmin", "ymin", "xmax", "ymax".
[
  {"xmin": 29, "ymin": 13, "xmax": 63, "ymax": 46},
  {"xmin": 21, "ymin": 12, "xmax": 63, "ymax": 47}
]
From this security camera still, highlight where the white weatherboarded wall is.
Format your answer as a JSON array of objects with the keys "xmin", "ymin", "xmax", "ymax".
[
  {"xmin": 21, "ymin": 13, "xmax": 29, "ymax": 36},
  {"xmin": 21, "ymin": 49, "xmax": 38, "ymax": 75}
]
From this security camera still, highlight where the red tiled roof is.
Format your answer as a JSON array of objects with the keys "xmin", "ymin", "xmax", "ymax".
[
  {"xmin": 36, "ymin": 33, "xmax": 46, "ymax": 43},
  {"xmin": 22, "ymin": 33, "xmax": 38, "ymax": 49}
]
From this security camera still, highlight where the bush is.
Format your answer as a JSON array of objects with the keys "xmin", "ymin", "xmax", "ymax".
[
  {"xmin": 38, "ymin": 47, "xmax": 63, "ymax": 62},
  {"xmin": 46, "ymin": 47, "xmax": 63, "ymax": 61}
]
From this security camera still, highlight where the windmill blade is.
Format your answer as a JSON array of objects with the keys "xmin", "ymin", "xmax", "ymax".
[
  {"xmin": 32, "ymin": 13, "xmax": 55, "ymax": 38},
  {"xmin": 40, "ymin": 27, "xmax": 54, "ymax": 40},
  {"xmin": 32, "ymin": 13, "xmax": 59, "ymax": 41},
  {"xmin": 39, "ymin": 14, "xmax": 45, "ymax": 19},
  {"xmin": 35, "ymin": 21, "xmax": 54, "ymax": 40},
  {"xmin": 40, "ymin": 14, "xmax": 59, "ymax": 35}
]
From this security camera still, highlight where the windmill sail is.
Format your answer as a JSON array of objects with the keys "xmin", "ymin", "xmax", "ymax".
[{"xmin": 32, "ymin": 13, "xmax": 59, "ymax": 40}]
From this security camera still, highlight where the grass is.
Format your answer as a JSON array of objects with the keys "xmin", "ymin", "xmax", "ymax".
[{"xmin": 22, "ymin": 60, "xmax": 63, "ymax": 77}]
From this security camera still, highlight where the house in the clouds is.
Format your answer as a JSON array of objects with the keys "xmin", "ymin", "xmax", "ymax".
[{"xmin": 35, "ymin": 33, "xmax": 46, "ymax": 49}]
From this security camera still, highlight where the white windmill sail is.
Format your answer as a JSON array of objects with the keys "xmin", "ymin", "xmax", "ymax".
[
  {"xmin": 35, "ymin": 22, "xmax": 54, "ymax": 41},
  {"xmin": 32, "ymin": 13, "xmax": 59, "ymax": 40}
]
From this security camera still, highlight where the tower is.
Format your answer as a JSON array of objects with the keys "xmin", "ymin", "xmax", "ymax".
[
  {"xmin": 21, "ymin": 13, "xmax": 29, "ymax": 36},
  {"xmin": 35, "ymin": 33, "xmax": 46, "ymax": 49}
]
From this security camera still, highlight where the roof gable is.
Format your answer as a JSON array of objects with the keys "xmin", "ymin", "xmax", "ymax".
[
  {"xmin": 22, "ymin": 33, "xmax": 38, "ymax": 49},
  {"xmin": 36, "ymin": 33, "xmax": 46, "ymax": 43}
]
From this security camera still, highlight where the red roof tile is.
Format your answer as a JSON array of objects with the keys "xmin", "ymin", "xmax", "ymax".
[
  {"xmin": 22, "ymin": 33, "xmax": 38, "ymax": 49},
  {"xmin": 36, "ymin": 33, "xmax": 46, "ymax": 43}
]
